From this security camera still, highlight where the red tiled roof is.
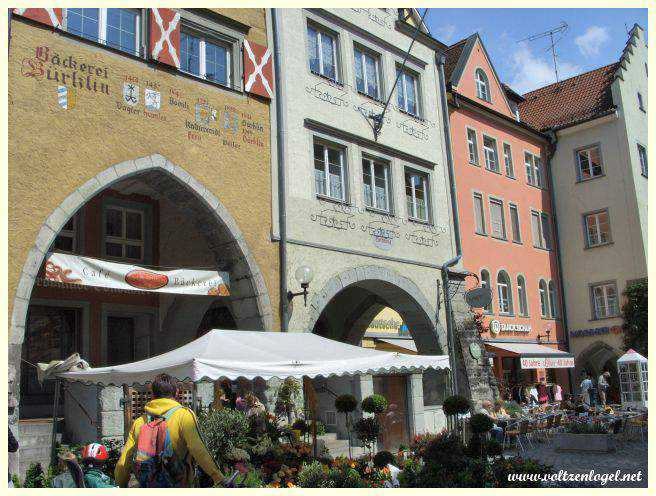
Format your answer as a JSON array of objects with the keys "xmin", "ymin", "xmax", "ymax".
[
  {"xmin": 518, "ymin": 63, "xmax": 619, "ymax": 131},
  {"xmin": 444, "ymin": 37, "xmax": 469, "ymax": 82}
]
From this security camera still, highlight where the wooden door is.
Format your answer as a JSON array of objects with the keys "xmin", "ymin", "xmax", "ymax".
[{"xmin": 373, "ymin": 375, "xmax": 409, "ymax": 450}]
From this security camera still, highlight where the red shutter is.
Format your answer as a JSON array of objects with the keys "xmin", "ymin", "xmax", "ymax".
[
  {"xmin": 13, "ymin": 8, "xmax": 63, "ymax": 29},
  {"xmin": 243, "ymin": 40, "xmax": 274, "ymax": 99},
  {"xmin": 149, "ymin": 8, "xmax": 181, "ymax": 69}
]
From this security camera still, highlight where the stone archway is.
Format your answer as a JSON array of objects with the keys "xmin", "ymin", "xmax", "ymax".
[
  {"xmin": 305, "ymin": 265, "xmax": 444, "ymax": 354},
  {"xmin": 9, "ymin": 153, "xmax": 273, "ymax": 415}
]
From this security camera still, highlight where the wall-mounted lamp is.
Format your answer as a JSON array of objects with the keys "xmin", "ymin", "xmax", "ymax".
[
  {"xmin": 537, "ymin": 329, "xmax": 551, "ymax": 343},
  {"xmin": 287, "ymin": 265, "xmax": 314, "ymax": 306}
]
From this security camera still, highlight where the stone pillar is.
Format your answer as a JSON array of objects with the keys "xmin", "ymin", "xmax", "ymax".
[{"xmin": 407, "ymin": 373, "xmax": 426, "ymax": 436}]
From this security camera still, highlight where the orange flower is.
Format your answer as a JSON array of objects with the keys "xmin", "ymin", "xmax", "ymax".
[
  {"xmin": 271, "ymin": 482, "xmax": 280, "ymax": 488},
  {"xmin": 287, "ymin": 482, "xmax": 296, "ymax": 488},
  {"xmin": 350, "ymin": 462, "xmax": 356, "ymax": 468},
  {"xmin": 382, "ymin": 467, "xmax": 390, "ymax": 474}
]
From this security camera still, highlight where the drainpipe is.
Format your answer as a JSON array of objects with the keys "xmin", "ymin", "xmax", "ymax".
[
  {"xmin": 545, "ymin": 130, "xmax": 574, "ymax": 393},
  {"xmin": 272, "ymin": 9, "xmax": 289, "ymax": 331},
  {"xmin": 436, "ymin": 52, "xmax": 463, "ymax": 395}
]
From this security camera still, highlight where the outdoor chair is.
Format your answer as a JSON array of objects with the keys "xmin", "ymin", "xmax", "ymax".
[
  {"xmin": 503, "ymin": 420, "xmax": 531, "ymax": 452},
  {"xmin": 627, "ymin": 413, "xmax": 647, "ymax": 442},
  {"xmin": 551, "ymin": 414, "xmax": 562, "ymax": 435}
]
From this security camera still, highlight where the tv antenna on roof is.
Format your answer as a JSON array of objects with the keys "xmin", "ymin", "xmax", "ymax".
[{"xmin": 518, "ymin": 21, "xmax": 569, "ymax": 83}]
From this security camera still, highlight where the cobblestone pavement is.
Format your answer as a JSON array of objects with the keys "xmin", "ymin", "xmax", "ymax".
[{"xmin": 504, "ymin": 438, "xmax": 648, "ymax": 488}]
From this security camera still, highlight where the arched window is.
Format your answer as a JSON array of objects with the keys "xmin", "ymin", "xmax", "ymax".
[
  {"xmin": 548, "ymin": 281, "xmax": 558, "ymax": 318},
  {"xmin": 481, "ymin": 269, "xmax": 492, "ymax": 314},
  {"xmin": 497, "ymin": 271, "xmax": 513, "ymax": 315},
  {"xmin": 475, "ymin": 69, "xmax": 490, "ymax": 102},
  {"xmin": 517, "ymin": 275, "xmax": 528, "ymax": 317},
  {"xmin": 539, "ymin": 279, "xmax": 549, "ymax": 318}
]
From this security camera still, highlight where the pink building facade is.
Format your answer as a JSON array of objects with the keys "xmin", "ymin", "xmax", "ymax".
[{"xmin": 444, "ymin": 35, "xmax": 572, "ymax": 399}]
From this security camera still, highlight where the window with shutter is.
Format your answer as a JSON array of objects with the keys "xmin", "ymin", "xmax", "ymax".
[{"xmin": 489, "ymin": 199, "xmax": 506, "ymax": 239}]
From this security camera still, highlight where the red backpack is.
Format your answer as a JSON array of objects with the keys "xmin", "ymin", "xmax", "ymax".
[{"xmin": 134, "ymin": 406, "xmax": 186, "ymax": 487}]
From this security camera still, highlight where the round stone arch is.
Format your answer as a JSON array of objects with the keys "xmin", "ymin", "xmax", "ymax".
[
  {"xmin": 575, "ymin": 340, "xmax": 621, "ymax": 378},
  {"xmin": 305, "ymin": 265, "xmax": 445, "ymax": 354},
  {"xmin": 9, "ymin": 153, "xmax": 274, "ymax": 376}
]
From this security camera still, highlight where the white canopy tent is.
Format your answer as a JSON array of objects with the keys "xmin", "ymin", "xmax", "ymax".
[{"xmin": 56, "ymin": 330, "xmax": 450, "ymax": 385}]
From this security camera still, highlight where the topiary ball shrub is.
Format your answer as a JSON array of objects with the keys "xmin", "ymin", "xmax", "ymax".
[
  {"xmin": 469, "ymin": 413, "xmax": 494, "ymax": 434},
  {"xmin": 354, "ymin": 417, "xmax": 381, "ymax": 446},
  {"xmin": 335, "ymin": 394, "xmax": 358, "ymax": 413},
  {"xmin": 361, "ymin": 394, "xmax": 388, "ymax": 414},
  {"xmin": 373, "ymin": 450, "xmax": 395, "ymax": 469},
  {"xmin": 442, "ymin": 395, "xmax": 471, "ymax": 416}
]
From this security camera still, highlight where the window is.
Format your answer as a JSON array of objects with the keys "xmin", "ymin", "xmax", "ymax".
[
  {"xmin": 466, "ymin": 129, "xmax": 479, "ymax": 165},
  {"xmin": 497, "ymin": 271, "xmax": 513, "ymax": 315},
  {"xmin": 531, "ymin": 211, "xmax": 552, "ymax": 249},
  {"xmin": 314, "ymin": 141, "xmax": 346, "ymax": 201},
  {"xmin": 397, "ymin": 68, "xmax": 419, "ymax": 116},
  {"xmin": 308, "ymin": 24, "xmax": 338, "ymax": 82},
  {"xmin": 638, "ymin": 143, "xmax": 648, "ymax": 177},
  {"xmin": 475, "ymin": 68, "xmax": 490, "ymax": 102},
  {"xmin": 489, "ymin": 198, "xmax": 506, "ymax": 240},
  {"xmin": 481, "ymin": 269, "xmax": 492, "ymax": 314},
  {"xmin": 517, "ymin": 275, "xmax": 528, "ymax": 316},
  {"xmin": 325, "ymin": 411, "xmax": 337, "ymax": 426},
  {"xmin": 509, "ymin": 204, "xmax": 521, "ymax": 243},
  {"xmin": 525, "ymin": 152, "xmax": 544, "ymax": 188},
  {"xmin": 539, "ymin": 279, "xmax": 549, "ymax": 318},
  {"xmin": 354, "ymin": 46, "xmax": 381, "ymax": 100},
  {"xmin": 576, "ymin": 145, "xmax": 603, "ymax": 181},
  {"xmin": 483, "ymin": 136, "xmax": 499, "ymax": 172},
  {"xmin": 637, "ymin": 92, "xmax": 645, "ymax": 111},
  {"xmin": 584, "ymin": 210, "xmax": 611, "ymax": 248},
  {"xmin": 104, "ymin": 206, "xmax": 144, "ymax": 261},
  {"xmin": 548, "ymin": 281, "xmax": 558, "ymax": 318},
  {"xmin": 503, "ymin": 143, "xmax": 514, "ymax": 177},
  {"xmin": 54, "ymin": 214, "xmax": 79, "ymax": 253},
  {"xmin": 65, "ymin": 8, "xmax": 140, "ymax": 55},
  {"xmin": 180, "ymin": 30, "xmax": 231, "ymax": 86},
  {"xmin": 405, "ymin": 170, "xmax": 429, "ymax": 221},
  {"xmin": 473, "ymin": 193, "xmax": 486, "ymax": 235},
  {"xmin": 362, "ymin": 157, "xmax": 391, "ymax": 212},
  {"xmin": 591, "ymin": 282, "xmax": 619, "ymax": 319}
]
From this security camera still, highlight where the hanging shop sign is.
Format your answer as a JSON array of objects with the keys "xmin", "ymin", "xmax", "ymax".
[
  {"xmin": 465, "ymin": 286, "xmax": 492, "ymax": 309},
  {"xmin": 43, "ymin": 252, "xmax": 230, "ymax": 296},
  {"xmin": 520, "ymin": 356, "xmax": 575, "ymax": 369}
]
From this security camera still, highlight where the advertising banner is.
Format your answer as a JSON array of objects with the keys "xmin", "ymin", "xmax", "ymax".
[
  {"xmin": 520, "ymin": 356, "xmax": 575, "ymax": 369},
  {"xmin": 43, "ymin": 252, "xmax": 230, "ymax": 296}
]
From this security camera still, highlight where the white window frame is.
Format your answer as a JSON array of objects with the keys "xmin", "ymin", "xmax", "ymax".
[
  {"xmin": 103, "ymin": 205, "xmax": 145, "ymax": 262},
  {"xmin": 503, "ymin": 142, "xmax": 514, "ymax": 177},
  {"xmin": 575, "ymin": 145, "xmax": 604, "ymax": 181},
  {"xmin": 314, "ymin": 140, "xmax": 347, "ymax": 202},
  {"xmin": 637, "ymin": 143, "xmax": 648, "ymax": 177},
  {"xmin": 488, "ymin": 197, "xmax": 506, "ymax": 240},
  {"xmin": 180, "ymin": 28, "xmax": 233, "ymax": 87},
  {"xmin": 483, "ymin": 135, "xmax": 500, "ymax": 173},
  {"xmin": 473, "ymin": 192, "xmax": 486, "ymax": 235},
  {"xmin": 354, "ymin": 45, "xmax": 382, "ymax": 100},
  {"xmin": 509, "ymin": 203, "xmax": 521, "ymax": 243},
  {"xmin": 64, "ymin": 8, "xmax": 141, "ymax": 56},
  {"xmin": 307, "ymin": 23, "xmax": 339, "ymax": 82},
  {"xmin": 517, "ymin": 275, "xmax": 529, "ymax": 317},
  {"xmin": 362, "ymin": 157, "xmax": 391, "ymax": 212},
  {"xmin": 54, "ymin": 214, "xmax": 79, "ymax": 254},
  {"xmin": 397, "ymin": 67, "xmax": 420, "ymax": 116},
  {"xmin": 466, "ymin": 128, "xmax": 479, "ymax": 165},
  {"xmin": 405, "ymin": 169, "xmax": 430, "ymax": 222},
  {"xmin": 531, "ymin": 210, "xmax": 552, "ymax": 250},
  {"xmin": 548, "ymin": 280, "xmax": 558, "ymax": 319},
  {"xmin": 539, "ymin": 279, "xmax": 549, "ymax": 318},
  {"xmin": 591, "ymin": 282, "xmax": 619, "ymax": 319},
  {"xmin": 497, "ymin": 271, "xmax": 513, "ymax": 315},
  {"xmin": 475, "ymin": 68, "xmax": 490, "ymax": 102},
  {"xmin": 584, "ymin": 209, "xmax": 611, "ymax": 248},
  {"xmin": 481, "ymin": 269, "xmax": 493, "ymax": 314},
  {"xmin": 525, "ymin": 151, "xmax": 545, "ymax": 188}
]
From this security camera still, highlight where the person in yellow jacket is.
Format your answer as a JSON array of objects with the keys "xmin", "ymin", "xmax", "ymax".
[{"xmin": 115, "ymin": 373, "xmax": 224, "ymax": 487}]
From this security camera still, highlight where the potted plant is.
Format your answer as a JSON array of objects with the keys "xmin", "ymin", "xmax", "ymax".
[
  {"xmin": 555, "ymin": 421, "xmax": 615, "ymax": 453},
  {"xmin": 442, "ymin": 395, "xmax": 471, "ymax": 436},
  {"xmin": 335, "ymin": 394, "xmax": 358, "ymax": 458}
]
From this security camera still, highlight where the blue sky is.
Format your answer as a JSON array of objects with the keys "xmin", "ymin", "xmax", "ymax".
[{"xmin": 424, "ymin": 8, "xmax": 648, "ymax": 94}]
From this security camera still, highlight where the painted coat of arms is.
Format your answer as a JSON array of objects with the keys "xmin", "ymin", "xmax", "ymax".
[
  {"xmin": 123, "ymin": 82, "xmax": 139, "ymax": 106},
  {"xmin": 57, "ymin": 85, "xmax": 76, "ymax": 110},
  {"xmin": 195, "ymin": 103, "xmax": 217, "ymax": 125},
  {"xmin": 144, "ymin": 88, "xmax": 161, "ymax": 111}
]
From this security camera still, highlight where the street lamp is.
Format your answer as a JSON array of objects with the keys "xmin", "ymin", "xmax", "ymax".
[
  {"xmin": 537, "ymin": 329, "xmax": 551, "ymax": 343},
  {"xmin": 288, "ymin": 265, "xmax": 314, "ymax": 306}
]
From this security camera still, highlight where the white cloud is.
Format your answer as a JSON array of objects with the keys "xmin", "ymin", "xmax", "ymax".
[
  {"xmin": 575, "ymin": 26, "xmax": 610, "ymax": 58},
  {"xmin": 434, "ymin": 24, "xmax": 457, "ymax": 44},
  {"xmin": 507, "ymin": 42, "xmax": 581, "ymax": 94}
]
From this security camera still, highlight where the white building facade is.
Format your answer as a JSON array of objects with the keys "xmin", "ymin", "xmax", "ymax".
[{"xmin": 272, "ymin": 8, "xmax": 461, "ymax": 444}]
